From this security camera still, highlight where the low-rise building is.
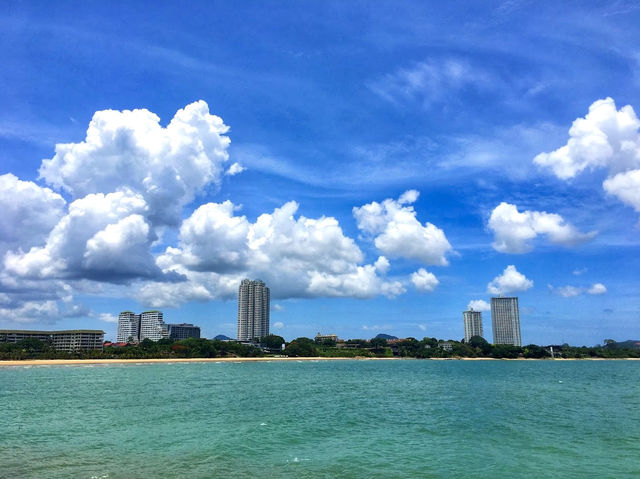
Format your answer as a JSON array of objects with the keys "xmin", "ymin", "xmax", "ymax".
[
  {"xmin": 315, "ymin": 333, "xmax": 338, "ymax": 343},
  {"xmin": 0, "ymin": 330, "xmax": 105, "ymax": 352}
]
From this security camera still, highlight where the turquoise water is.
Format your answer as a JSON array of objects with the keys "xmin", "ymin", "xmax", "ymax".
[{"xmin": 1, "ymin": 360, "xmax": 639, "ymax": 478}]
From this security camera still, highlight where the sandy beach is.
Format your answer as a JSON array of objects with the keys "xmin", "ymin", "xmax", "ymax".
[{"xmin": 0, "ymin": 356, "xmax": 636, "ymax": 366}]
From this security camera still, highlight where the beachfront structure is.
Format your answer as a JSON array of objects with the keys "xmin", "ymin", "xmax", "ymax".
[
  {"xmin": 463, "ymin": 309, "xmax": 483, "ymax": 342},
  {"xmin": 140, "ymin": 311, "xmax": 169, "ymax": 341},
  {"xmin": 237, "ymin": 279, "xmax": 270, "ymax": 341},
  {"xmin": 167, "ymin": 323, "xmax": 201, "ymax": 340},
  {"xmin": 117, "ymin": 311, "xmax": 141, "ymax": 343},
  {"xmin": 0, "ymin": 329, "xmax": 104, "ymax": 352},
  {"xmin": 315, "ymin": 333, "xmax": 339, "ymax": 343},
  {"xmin": 491, "ymin": 297, "xmax": 521, "ymax": 346}
]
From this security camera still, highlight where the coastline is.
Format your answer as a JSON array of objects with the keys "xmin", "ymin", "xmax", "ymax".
[{"xmin": 0, "ymin": 356, "xmax": 638, "ymax": 366}]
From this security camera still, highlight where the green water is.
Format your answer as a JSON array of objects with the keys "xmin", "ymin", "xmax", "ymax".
[{"xmin": 1, "ymin": 360, "xmax": 638, "ymax": 478}]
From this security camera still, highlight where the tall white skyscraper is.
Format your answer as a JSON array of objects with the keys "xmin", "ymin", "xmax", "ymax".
[
  {"xmin": 117, "ymin": 311, "xmax": 141, "ymax": 343},
  {"xmin": 237, "ymin": 279, "xmax": 270, "ymax": 341},
  {"xmin": 139, "ymin": 311, "xmax": 168, "ymax": 342},
  {"xmin": 491, "ymin": 297, "xmax": 521, "ymax": 346},
  {"xmin": 463, "ymin": 309, "xmax": 483, "ymax": 342}
]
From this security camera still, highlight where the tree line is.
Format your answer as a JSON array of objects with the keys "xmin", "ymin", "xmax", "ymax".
[{"xmin": 1, "ymin": 335, "xmax": 638, "ymax": 360}]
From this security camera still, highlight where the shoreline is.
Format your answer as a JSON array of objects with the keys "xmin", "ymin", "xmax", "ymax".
[{"xmin": 0, "ymin": 356, "xmax": 638, "ymax": 366}]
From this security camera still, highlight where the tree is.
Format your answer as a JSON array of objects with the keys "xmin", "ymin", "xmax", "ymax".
[
  {"xmin": 285, "ymin": 337, "xmax": 318, "ymax": 357},
  {"xmin": 468, "ymin": 336, "xmax": 492, "ymax": 356},
  {"xmin": 261, "ymin": 334, "xmax": 285, "ymax": 349},
  {"xmin": 370, "ymin": 337, "xmax": 388, "ymax": 349}
]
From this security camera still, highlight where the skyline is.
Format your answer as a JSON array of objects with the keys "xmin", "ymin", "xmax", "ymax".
[{"xmin": 1, "ymin": 2, "xmax": 639, "ymax": 345}]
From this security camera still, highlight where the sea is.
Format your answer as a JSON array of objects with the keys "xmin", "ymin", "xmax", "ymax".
[{"xmin": 1, "ymin": 359, "xmax": 638, "ymax": 479}]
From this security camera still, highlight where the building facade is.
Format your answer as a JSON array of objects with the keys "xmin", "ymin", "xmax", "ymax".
[
  {"xmin": 463, "ymin": 309, "xmax": 483, "ymax": 342},
  {"xmin": 491, "ymin": 297, "xmax": 521, "ymax": 346},
  {"xmin": 117, "ymin": 311, "xmax": 141, "ymax": 343},
  {"xmin": 139, "ymin": 311, "xmax": 168, "ymax": 341},
  {"xmin": 0, "ymin": 330, "xmax": 104, "ymax": 352},
  {"xmin": 237, "ymin": 279, "xmax": 270, "ymax": 341},
  {"xmin": 167, "ymin": 323, "xmax": 201, "ymax": 340}
]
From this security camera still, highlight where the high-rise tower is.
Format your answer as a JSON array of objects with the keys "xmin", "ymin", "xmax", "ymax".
[
  {"xmin": 237, "ymin": 279, "xmax": 270, "ymax": 341},
  {"xmin": 139, "ymin": 311, "xmax": 168, "ymax": 342},
  {"xmin": 117, "ymin": 311, "xmax": 141, "ymax": 343},
  {"xmin": 462, "ymin": 309, "xmax": 483, "ymax": 342},
  {"xmin": 491, "ymin": 297, "xmax": 521, "ymax": 346}
]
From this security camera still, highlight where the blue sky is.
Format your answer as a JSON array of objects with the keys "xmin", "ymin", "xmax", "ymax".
[{"xmin": 1, "ymin": 1, "xmax": 639, "ymax": 344}]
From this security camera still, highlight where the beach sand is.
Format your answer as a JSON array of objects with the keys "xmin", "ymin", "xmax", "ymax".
[{"xmin": 0, "ymin": 356, "xmax": 636, "ymax": 366}]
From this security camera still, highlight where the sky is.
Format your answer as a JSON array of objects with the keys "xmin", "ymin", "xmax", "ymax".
[{"xmin": 1, "ymin": 1, "xmax": 639, "ymax": 345}]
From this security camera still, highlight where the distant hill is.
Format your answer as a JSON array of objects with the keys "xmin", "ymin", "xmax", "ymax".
[
  {"xmin": 214, "ymin": 334, "xmax": 233, "ymax": 341},
  {"xmin": 608, "ymin": 340, "xmax": 640, "ymax": 350},
  {"xmin": 374, "ymin": 333, "xmax": 398, "ymax": 340}
]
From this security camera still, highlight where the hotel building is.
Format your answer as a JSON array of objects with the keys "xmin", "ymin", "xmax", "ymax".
[
  {"xmin": 491, "ymin": 297, "xmax": 521, "ymax": 346},
  {"xmin": 0, "ymin": 329, "xmax": 104, "ymax": 352},
  {"xmin": 237, "ymin": 279, "xmax": 270, "ymax": 341},
  {"xmin": 462, "ymin": 309, "xmax": 483, "ymax": 342},
  {"xmin": 139, "ymin": 311, "xmax": 169, "ymax": 341},
  {"xmin": 117, "ymin": 311, "xmax": 141, "ymax": 343},
  {"xmin": 167, "ymin": 323, "xmax": 201, "ymax": 340}
]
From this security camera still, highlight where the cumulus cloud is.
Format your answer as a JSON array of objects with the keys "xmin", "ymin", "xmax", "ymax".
[
  {"xmin": 410, "ymin": 268, "xmax": 439, "ymax": 292},
  {"xmin": 353, "ymin": 190, "xmax": 452, "ymax": 266},
  {"xmin": 38, "ymin": 101, "xmax": 231, "ymax": 225},
  {"xmin": 467, "ymin": 299, "xmax": 490, "ymax": 311},
  {"xmin": 487, "ymin": 265, "xmax": 533, "ymax": 295},
  {"xmin": 4, "ymin": 190, "xmax": 163, "ymax": 282},
  {"xmin": 488, "ymin": 202, "xmax": 595, "ymax": 253},
  {"xmin": 0, "ymin": 174, "xmax": 66, "ymax": 254},
  {"xmin": 534, "ymin": 98, "xmax": 640, "ymax": 214},
  {"xmin": 0, "ymin": 300, "xmax": 59, "ymax": 324},
  {"xmin": 272, "ymin": 321, "xmax": 284, "ymax": 329},
  {"xmin": 138, "ymin": 200, "xmax": 405, "ymax": 306},
  {"xmin": 603, "ymin": 169, "xmax": 640, "ymax": 212}
]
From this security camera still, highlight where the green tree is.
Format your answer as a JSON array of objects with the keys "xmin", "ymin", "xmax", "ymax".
[
  {"xmin": 285, "ymin": 337, "xmax": 318, "ymax": 357},
  {"xmin": 261, "ymin": 334, "xmax": 285, "ymax": 349},
  {"xmin": 468, "ymin": 336, "xmax": 492, "ymax": 356}
]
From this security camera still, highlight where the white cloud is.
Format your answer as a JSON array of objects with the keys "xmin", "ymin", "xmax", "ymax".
[
  {"xmin": 0, "ymin": 173, "xmax": 66, "ymax": 254},
  {"xmin": 225, "ymin": 162, "xmax": 246, "ymax": 176},
  {"xmin": 553, "ymin": 285, "xmax": 583, "ymax": 298},
  {"xmin": 534, "ymin": 98, "xmax": 640, "ymax": 215},
  {"xmin": 588, "ymin": 283, "xmax": 607, "ymax": 295},
  {"xmin": 0, "ymin": 300, "xmax": 59, "ymax": 324},
  {"xmin": 374, "ymin": 256, "xmax": 391, "ymax": 274},
  {"xmin": 603, "ymin": 169, "xmax": 640, "ymax": 212},
  {"xmin": 272, "ymin": 304, "xmax": 285, "ymax": 312},
  {"xmin": 353, "ymin": 190, "xmax": 452, "ymax": 266},
  {"xmin": 487, "ymin": 265, "xmax": 533, "ymax": 295},
  {"xmin": 138, "ymin": 200, "xmax": 404, "ymax": 306},
  {"xmin": 411, "ymin": 268, "xmax": 439, "ymax": 292},
  {"xmin": 272, "ymin": 321, "xmax": 284, "ymax": 329},
  {"xmin": 368, "ymin": 59, "xmax": 491, "ymax": 108},
  {"xmin": 467, "ymin": 299, "xmax": 490, "ymax": 312},
  {"xmin": 99, "ymin": 313, "xmax": 118, "ymax": 323},
  {"xmin": 548, "ymin": 282, "xmax": 607, "ymax": 297},
  {"xmin": 534, "ymin": 98, "xmax": 640, "ymax": 179},
  {"xmin": 4, "ymin": 190, "xmax": 161, "ymax": 282},
  {"xmin": 488, "ymin": 202, "xmax": 595, "ymax": 253},
  {"xmin": 38, "ymin": 101, "xmax": 231, "ymax": 225},
  {"xmin": 573, "ymin": 267, "xmax": 588, "ymax": 276}
]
